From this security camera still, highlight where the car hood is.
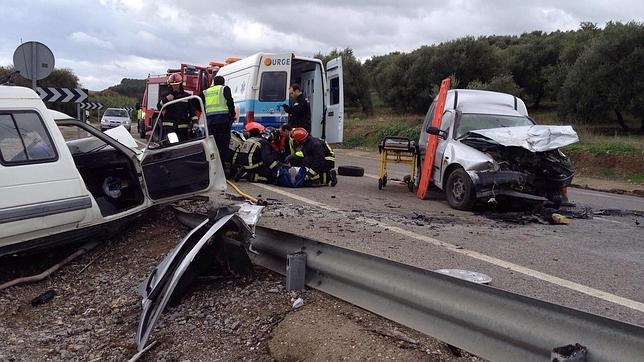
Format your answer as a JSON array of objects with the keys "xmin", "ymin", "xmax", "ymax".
[
  {"xmin": 465, "ymin": 125, "xmax": 578, "ymax": 152},
  {"xmin": 104, "ymin": 126, "xmax": 140, "ymax": 151}
]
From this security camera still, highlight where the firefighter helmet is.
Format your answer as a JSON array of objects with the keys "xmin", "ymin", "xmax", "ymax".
[
  {"xmin": 291, "ymin": 128, "xmax": 309, "ymax": 144},
  {"xmin": 244, "ymin": 122, "xmax": 265, "ymax": 134},
  {"xmin": 168, "ymin": 73, "xmax": 183, "ymax": 85}
]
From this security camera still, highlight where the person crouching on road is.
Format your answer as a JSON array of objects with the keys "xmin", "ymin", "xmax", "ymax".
[
  {"xmin": 203, "ymin": 76, "xmax": 236, "ymax": 168},
  {"xmin": 290, "ymin": 128, "xmax": 337, "ymax": 187},
  {"xmin": 157, "ymin": 73, "xmax": 199, "ymax": 143},
  {"xmin": 232, "ymin": 122, "xmax": 281, "ymax": 183}
]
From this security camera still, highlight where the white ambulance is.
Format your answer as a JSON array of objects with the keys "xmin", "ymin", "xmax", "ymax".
[{"xmin": 215, "ymin": 53, "xmax": 344, "ymax": 143}]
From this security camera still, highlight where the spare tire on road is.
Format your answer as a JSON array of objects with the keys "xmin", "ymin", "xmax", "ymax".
[{"xmin": 337, "ymin": 166, "xmax": 364, "ymax": 177}]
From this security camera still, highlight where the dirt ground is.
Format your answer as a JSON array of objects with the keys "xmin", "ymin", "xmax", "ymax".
[{"xmin": 0, "ymin": 204, "xmax": 479, "ymax": 361}]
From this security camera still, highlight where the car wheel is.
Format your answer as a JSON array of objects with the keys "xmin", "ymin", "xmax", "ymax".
[
  {"xmin": 337, "ymin": 166, "xmax": 364, "ymax": 177},
  {"xmin": 445, "ymin": 168, "xmax": 475, "ymax": 210}
]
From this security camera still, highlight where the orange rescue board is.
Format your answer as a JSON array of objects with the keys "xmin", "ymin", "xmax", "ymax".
[{"xmin": 416, "ymin": 78, "xmax": 450, "ymax": 199}]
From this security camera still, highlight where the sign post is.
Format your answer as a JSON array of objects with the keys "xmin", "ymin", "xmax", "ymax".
[{"xmin": 13, "ymin": 41, "xmax": 55, "ymax": 90}]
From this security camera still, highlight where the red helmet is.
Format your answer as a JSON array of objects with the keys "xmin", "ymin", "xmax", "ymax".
[
  {"xmin": 244, "ymin": 121, "xmax": 265, "ymax": 133},
  {"xmin": 291, "ymin": 128, "xmax": 309, "ymax": 143},
  {"xmin": 168, "ymin": 73, "xmax": 183, "ymax": 85}
]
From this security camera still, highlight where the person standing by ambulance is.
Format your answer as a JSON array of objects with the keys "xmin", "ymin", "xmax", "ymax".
[
  {"xmin": 203, "ymin": 76, "xmax": 236, "ymax": 165},
  {"xmin": 282, "ymin": 84, "xmax": 311, "ymax": 132}
]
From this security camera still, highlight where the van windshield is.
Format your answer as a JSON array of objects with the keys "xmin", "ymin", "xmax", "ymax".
[
  {"xmin": 104, "ymin": 109, "xmax": 129, "ymax": 117},
  {"xmin": 455, "ymin": 113, "xmax": 534, "ymax": 139}
]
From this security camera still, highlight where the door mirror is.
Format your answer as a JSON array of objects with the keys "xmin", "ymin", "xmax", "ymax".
[{"xmin": 426, "ymin": 126, "xmax": 448, "ymax": 140}]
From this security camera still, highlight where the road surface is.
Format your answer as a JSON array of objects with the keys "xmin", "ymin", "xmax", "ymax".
[{"xmin": 236, "ymin": 148, "xmax": 644, "ymax": 327}]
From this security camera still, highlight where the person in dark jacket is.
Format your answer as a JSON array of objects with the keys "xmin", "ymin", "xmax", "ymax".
[
  {"xmin": 282, "ymin": 84, "xmax": 311, "ymax": 132},
  {"xmin": 203, "ymin": 75, "xmax": 236, "ymax": 164},
  {"xmin": 290, "ymin": 128, "xmax": 337, "ymax": 186},
  {"xmin": 157, "ymin": 73, "xmax": 199, "ymax": 142}
]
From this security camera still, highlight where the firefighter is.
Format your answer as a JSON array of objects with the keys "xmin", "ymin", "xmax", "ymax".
[
  {"xmin": 158, "ymin": 73, "xmax": 198, "ymax": 142},
  {"xmin": 203, "ymin": 75, "xmax": 236, "ymax": 164},
  {"xmin": 290, "ymin": 128, "xmax": 337, "ymax": 186},
  {"xmin": 281, "ymin": 84, "xmax": 311, "ymax": 132},
  {"xmin": 232, "ymin": 122, "xmax": 281, "ymax": 183}
]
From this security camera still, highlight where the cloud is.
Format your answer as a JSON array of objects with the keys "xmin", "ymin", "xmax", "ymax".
[
  {"xmin": 1, "ymin": 0, "xmax": 642, "ymax": 90},
  {"xmin": 67, "ymin": 32, "xmax": 114, "ymax": 50}
]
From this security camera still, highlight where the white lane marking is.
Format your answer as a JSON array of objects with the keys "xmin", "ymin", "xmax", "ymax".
[
  {"xmin": 364, "ymin": 173, "xmax": 379, "ymax": 180},
  {"xmin": 594, "ymin": 217, "xmax": 629, "ymax": 226},
  {"xmin": 571, "ymin": 189, "xmax": 638, "ymax": 201},
  {"xmin": 255, "ymin": 183, "xmax": 644, "ymax": 313}
]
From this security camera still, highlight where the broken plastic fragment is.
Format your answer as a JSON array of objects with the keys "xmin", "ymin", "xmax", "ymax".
[
  {"xmin": 551, "ymin": 213, "xmax": 570, "ymax": 225},
  {"xmin": 292, "ymin": 297, "xmax": 304, "ymax": 309}
]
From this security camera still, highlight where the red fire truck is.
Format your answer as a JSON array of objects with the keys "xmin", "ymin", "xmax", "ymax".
[{"xmin": 138, "ymin": 63, "xmax": 223, "ymax": 139}]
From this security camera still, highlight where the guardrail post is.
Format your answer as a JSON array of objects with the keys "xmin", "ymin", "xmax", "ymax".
[{"xmin": 286, "ymin": 252, "xmax": 306, "ymax": 291}]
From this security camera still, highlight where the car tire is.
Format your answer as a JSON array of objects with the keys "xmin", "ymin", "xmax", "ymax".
[
  {"xmin": 445, "ymin": 168, "xmax": 476, "ymax": 210},
  {"xmin": 337, "ymin": 166, "xmax": 364, "ymax": 177}
]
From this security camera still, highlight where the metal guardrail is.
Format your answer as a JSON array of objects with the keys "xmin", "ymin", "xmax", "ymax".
[
  {"xmin": 250, "ymin": 226, "xmax": 644, "ymax": 362},
  {"xmin": 174, "ymin": 210, "xmax": 644, "ymax": 361}
]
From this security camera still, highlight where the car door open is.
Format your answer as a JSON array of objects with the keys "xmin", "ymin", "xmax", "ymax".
[
  {"xmin": 141, "ymin": 95, "xmax": 226, "ymax": 202},
  {"xmin": 325, "ymin": 56, "xmax": 344, "ymax": 143}
]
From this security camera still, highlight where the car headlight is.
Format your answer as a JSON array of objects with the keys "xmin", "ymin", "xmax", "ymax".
[{"xmin": 101, "ymin": 118, "xmax": 108, "ymax": 124}]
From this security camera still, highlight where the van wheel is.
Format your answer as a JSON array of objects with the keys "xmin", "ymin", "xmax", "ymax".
[{"xmin": 445, "ymin": 168, "xmax": 475, "ymax": 210}]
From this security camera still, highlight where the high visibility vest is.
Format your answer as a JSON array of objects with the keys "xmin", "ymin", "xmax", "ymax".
[
  {"xmin": 203, "ymin": 85, "xmax": 228, "ymax": 116},
  {"xmin": 137, "ymin": 109, "xmax": 143, "ymax": 120},
  {"xmin": 289, "ymin": 137, "xmax": 304, "ymax": 158}
]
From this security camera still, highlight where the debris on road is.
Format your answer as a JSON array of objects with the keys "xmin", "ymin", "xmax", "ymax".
[
  {"xmin": 434, "ymin": 269, "xmax": 492, "ymax": 284},
  {"xmin": 551, "ymin": 213, "xmax": 571, "ymax": 225},
  {"xmin": 31, "ymin": 289, "xmax": 57, "ymax": 306},
  {"xmin": 292, "ymin": 297, "xmax": 304, "ymax": 309},
  {"xmin": 137, "ymin": 206, "xmax": 255, "ymax": 350}
]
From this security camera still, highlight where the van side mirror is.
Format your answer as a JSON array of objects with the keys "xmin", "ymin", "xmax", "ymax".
[{"xmin": 426, "ymin": 126, "xmax": 447, "ymax": 140}]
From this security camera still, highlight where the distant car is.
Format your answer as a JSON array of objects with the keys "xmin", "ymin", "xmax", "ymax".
[
  {"xmin": 418, "ymin": 89, "xmax": 578, "ymax": 210},
  {"xmin": 100, "ymin": 108, "xmax": 131, "ymax": 132}
]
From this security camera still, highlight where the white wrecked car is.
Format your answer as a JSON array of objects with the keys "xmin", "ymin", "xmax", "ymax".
[
  {"xmin": 0, "ymin": 86, "xmax": 225, "ymax": 256},
  {"xmin": 418, "ymin": 89, "xmax": 578, "ymax": 210}
]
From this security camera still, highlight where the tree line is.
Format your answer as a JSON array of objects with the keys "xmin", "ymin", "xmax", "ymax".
[{"xmin": 317, "ymin": 21, "xmax": 643, "ymax": 131}]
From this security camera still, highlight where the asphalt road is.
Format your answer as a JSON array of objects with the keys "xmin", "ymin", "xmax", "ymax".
[{"xmin": 234, "ymin": 148, "xmax": 644, "ymax": 328}]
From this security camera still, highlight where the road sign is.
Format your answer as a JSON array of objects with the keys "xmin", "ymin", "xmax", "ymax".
[
  {"xmin": 13, "ymin": 41, "xmax": 55, "ymax": 90},
  {"xmin": 37, "ymin": 87, "xmax": 88, "ymax": 103},
  {"xmin": 79, "ymin": 102, "xmax": 103, "ymax": 110}
]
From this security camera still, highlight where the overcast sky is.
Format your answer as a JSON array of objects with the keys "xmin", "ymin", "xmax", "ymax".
[{"xmin": 1, "ymin": 0, "xmax": 642, "ymax": 90}]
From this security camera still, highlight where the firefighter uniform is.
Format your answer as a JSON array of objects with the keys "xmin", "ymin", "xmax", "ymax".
[
  {"xmin": 158, "ymin": 90, "xmax": 198, "ymax": 142},
  {"xmin": 232, "ymin": 137, "xmax": 281, "ymax": 183},
  {"xmin": 204, "ymin": 83, "xmax": 235, "ymax": 162},
  {"xmin": 283, "ymin": 93, "xmax": 311, "ymax": 132},
  {"xmin": 300, "ymin": 137, "xmax": 336, "ymax": 185}
]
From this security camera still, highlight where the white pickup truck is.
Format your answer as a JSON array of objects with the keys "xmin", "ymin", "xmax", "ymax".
[{"xmin": 0, "ymin": 86, "xmax": 226, "ymax": 256}]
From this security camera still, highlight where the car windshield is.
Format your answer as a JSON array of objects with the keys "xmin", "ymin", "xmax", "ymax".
[
  {"xmin": 104, "ymin": 109, "xmax": 128, "ymax": 117},
  {"xmin": 455, "ymin": 113, "xmax": 534, "ymax": 138}
]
